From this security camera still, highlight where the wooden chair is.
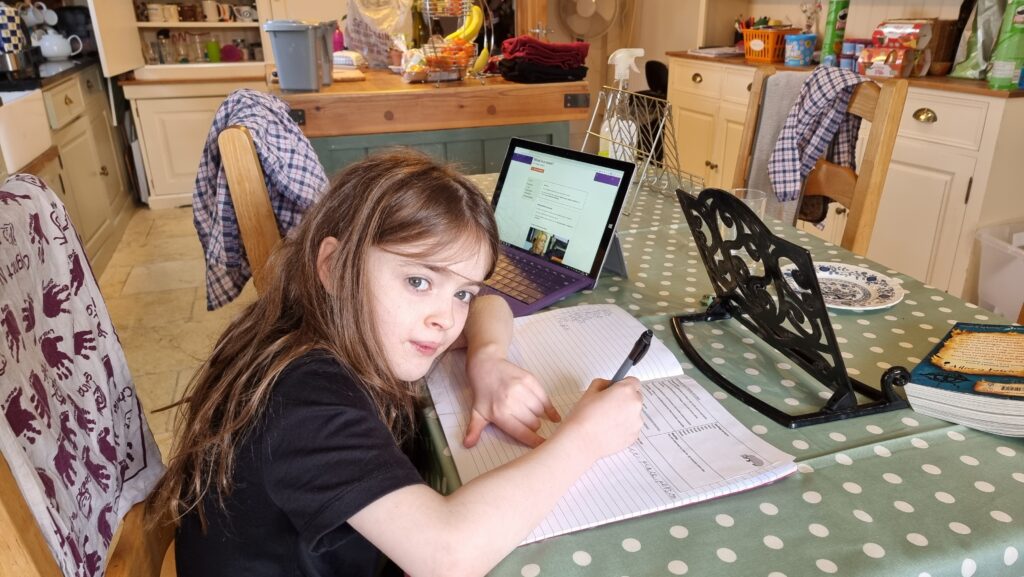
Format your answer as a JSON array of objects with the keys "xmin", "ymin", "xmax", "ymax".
[
  {"xmin": 733, "ymin": 66, "xmax": 909, "ymax": 255},
  {"xmin": 218, "ymin": 125, "xmax": 282, "ymax": 292},
  {"xmin": 1, "ymin": 457, "xmax": 175, "ymax": 577},
  {"xmin": 0, "ymin": 175, "xmax": 175, "ymax": 577}
]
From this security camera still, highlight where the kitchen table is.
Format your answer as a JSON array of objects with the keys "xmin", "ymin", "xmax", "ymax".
[{"xmin": 420, "ymin": 175, "xmax": 1024, "ymax": 577}]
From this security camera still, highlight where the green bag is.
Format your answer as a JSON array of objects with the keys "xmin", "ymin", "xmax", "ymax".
[
  {"xmin": 988, "ymin": 0, "xmax": 1024, "ymax": 89},
  {"xmin": 951, "ymin": 0, "xmax": 1008, "ymax": 79}
]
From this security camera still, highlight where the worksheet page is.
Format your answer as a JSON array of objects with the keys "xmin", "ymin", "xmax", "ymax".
[{"xmin": 426, "ymin": 305, "xmax": 796, "ymax": 544}]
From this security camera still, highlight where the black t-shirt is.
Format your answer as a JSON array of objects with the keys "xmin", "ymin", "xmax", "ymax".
[{"xmin": 175, "ymin": 352, "xmax": 425, "ymax": 577}]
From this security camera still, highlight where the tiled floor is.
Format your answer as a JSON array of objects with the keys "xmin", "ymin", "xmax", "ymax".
[{"xmin": 98, "ymin": 206, "xmax": 256, "ymax": 460}]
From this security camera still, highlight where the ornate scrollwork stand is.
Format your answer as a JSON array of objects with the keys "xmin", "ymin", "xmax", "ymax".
[{"xmin": 671, "ymin": 188, "xmax": 909, "ymax": 428}]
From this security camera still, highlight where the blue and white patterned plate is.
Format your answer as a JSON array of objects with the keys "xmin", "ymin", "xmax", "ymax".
[{"xmin": 781, "ymin": 263, "xmax": 905, "ymax": 311}]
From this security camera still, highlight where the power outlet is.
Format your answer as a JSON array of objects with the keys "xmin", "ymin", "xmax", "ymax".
[{"xmin": 564, "ymin": 93, "xmax": 590, "ymax": 108}]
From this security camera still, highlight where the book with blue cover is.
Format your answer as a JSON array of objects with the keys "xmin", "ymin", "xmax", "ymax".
[{"xmin": 905, "ymin": 323, "xmax": 1024, "ymax": 436}]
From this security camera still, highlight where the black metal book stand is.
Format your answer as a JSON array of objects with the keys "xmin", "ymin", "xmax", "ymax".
[{"xmin": 671, "ymin": 188, "xmax": 909, "ymax": 428}]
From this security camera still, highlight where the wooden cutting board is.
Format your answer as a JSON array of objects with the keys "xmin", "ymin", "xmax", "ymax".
[
  {"xmin": 270, "ymin": 68, "xmax": 366, "ymax": 83},
  {"xmin": 331, "ymin": 69, "xmax": 366, "ymax": 82}
]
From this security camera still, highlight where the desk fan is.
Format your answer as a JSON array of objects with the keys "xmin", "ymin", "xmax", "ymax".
[{"xmin": 557, "ymin": 0, "xmax": 618, "ymax": 40}]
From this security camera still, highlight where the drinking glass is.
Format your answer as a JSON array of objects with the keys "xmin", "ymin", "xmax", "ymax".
[
  {"xmin": 720, "ymin": 188, "xmax": 769, "ymax": 275},
  {"xmin": 733, "ymin": 188, "xmax": 767, "ymax": 220}
]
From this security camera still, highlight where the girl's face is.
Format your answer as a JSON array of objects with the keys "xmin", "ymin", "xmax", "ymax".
[{"xmin": 366, "ymin": 240, "xmax": 490, "ymax": 381}]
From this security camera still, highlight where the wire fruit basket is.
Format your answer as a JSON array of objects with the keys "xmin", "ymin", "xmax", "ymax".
[
  {"xmin": 421, "ymin": 38, "xmax": 477, "ymax": 80},
  {"xmin": 421, "ymin": 0, "xmax": 472, "ymax": 18}
]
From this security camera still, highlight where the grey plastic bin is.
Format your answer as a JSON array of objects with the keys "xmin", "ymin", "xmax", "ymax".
[
  {"xmin": 264, "ymin": 20, "xmax": 320, "ymax": 92},
  {"xmin": 976, "ymin": 221, "xmax": 1024, "ymax": 320}
]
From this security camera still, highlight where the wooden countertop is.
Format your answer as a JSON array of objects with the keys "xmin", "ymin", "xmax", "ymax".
[
  {"xmin": 273, "ymin": 71, "xmax": 592, "ymax": 138},
  {"xmin": 665, "ymin": 51, "xmax": 1024, "ymax": 99}
]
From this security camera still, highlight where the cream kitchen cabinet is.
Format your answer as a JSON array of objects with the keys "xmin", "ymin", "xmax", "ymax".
[
  {"xmin": 133, "ymin": 96, "xmax": 222, "ymax": 209},
  {"xmin": 85, "ymin": 0, "xmax": 273, "ymax": 82},
  {"xmin": 866, "ymin": 88, "xmax": 1024, "ymax": 301},
  {"xmin": 124, "ymin": 81, "xmax": 267, "ymax": 209},
  {"xmin": 668, "ymin": 58, "xmax": 755, "ymax": 189},
  {"xmin": 45, "ymin": 64, "xmax": 133, "ymax": 275}
]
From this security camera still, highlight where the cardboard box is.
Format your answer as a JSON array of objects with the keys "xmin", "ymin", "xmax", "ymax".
[
  {"xmin": 873, "ymin": 19, "xmax": 933, "ymax": 50},
  {"xmin": 858, "ymin": 46, "xmax": 916, "ymax": 78}
]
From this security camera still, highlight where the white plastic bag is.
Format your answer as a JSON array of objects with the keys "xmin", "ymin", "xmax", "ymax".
[{"xmin": 346, "ymin": 0, "xmax": 413, "ymax": 67}]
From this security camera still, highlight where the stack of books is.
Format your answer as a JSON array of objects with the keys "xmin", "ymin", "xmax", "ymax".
[{"xmin": 904, "ymin": 323, "xmax": 1024, "ymax": 436}]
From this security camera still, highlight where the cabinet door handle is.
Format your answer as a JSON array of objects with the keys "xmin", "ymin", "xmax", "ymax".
[
  {"xmin": 691, "ymin": 73, "xmax": 703, "ymax": 84},
  {"xmin": 99, "ymin": 165, "xmax": 109, "ymax": 176},
  {"xmin": 912, "ymin": 108, "xmax": 938, "ymax": 123},
  {"xmin": 85, "ymin": 79, "xmax": 93, "ymax": 90},
  {"xmin": 64, "ymin": 95, "xmax": 74, "ymax": 106},
  {"xmin": 835, "ymin": 206, "xmax": 848, "ymax": 215},
  {"xmin": 707, "ymin": 162, "xmax": 718, "ymax": 170},
  {"xmin": 747, "ymin": 82, "xmax": 752, "ymax": 92}
]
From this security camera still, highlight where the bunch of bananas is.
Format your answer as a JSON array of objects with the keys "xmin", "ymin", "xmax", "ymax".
[{"xmin": 445, "ymin": 4, "xmax": 484, "ymax": 42}]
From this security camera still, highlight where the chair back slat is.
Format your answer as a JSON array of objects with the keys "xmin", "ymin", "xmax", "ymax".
[
  {"xmin": 105, "ymin": 500, "xmax": 175, "ymax": 577},
  {"xmin": 847, "ymin": 81, "xmax": 880, "ymax": 122},
  {"xmin": 218, "ymin": 125, "xmax": 282, "ymax": 292},
  {"xmin": 0, "ymin": 453, "xmax": 61, "ymax": 577}
]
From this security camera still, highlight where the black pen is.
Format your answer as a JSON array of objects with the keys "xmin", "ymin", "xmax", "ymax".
[{"xmin": 611, "ymin": 330, "xmax": 653, "ymax": 382}]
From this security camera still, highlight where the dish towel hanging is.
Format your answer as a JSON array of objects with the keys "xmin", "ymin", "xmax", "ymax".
[{"xmin": 0, "ymin": 174, "xmax": 164, "ymax": 577}]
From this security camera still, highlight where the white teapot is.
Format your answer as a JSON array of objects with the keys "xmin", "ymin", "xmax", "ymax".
[{"xmin": 39, "ymin": 28, "xmax": 82, "ymax": 61}]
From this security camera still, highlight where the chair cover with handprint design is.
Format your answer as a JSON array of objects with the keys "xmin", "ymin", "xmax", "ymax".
[{"xmin": 0, "ymin": 174, "xmax": 164, "ymax": 576}]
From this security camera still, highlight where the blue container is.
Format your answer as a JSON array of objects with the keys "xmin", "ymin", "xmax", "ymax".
[{"xmin": 785, "ymin": 33, "xmax": 817, "ymax": 66}]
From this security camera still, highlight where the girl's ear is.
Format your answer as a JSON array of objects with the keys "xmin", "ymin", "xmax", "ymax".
[{"xmin": 316, "ymin": 237, "xmax": 341, "ymax": 293}]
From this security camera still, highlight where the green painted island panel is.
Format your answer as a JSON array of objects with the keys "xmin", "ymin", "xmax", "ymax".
[{"xmin": 311, "ymin": 122, "xmax": 570, "ymax": 176}]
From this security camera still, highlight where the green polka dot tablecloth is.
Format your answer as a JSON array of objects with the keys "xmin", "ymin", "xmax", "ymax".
[{"xmin": 420, "ymin": 176, "xmax": 1024, "ymax": 577}]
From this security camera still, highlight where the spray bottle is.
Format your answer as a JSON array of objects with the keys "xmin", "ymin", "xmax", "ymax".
[{"xmin": 600, "ymin": 48, "xmax": 644, "ymax": 161}]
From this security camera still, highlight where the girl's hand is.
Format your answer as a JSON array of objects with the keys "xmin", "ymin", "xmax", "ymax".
[
  {"xmin": 557, "ymin": 377, "xmax": 644, "ymax": 462},
  {"xmin": 464, "ymin": 347, "xmax": 561, "ymax": 448}
]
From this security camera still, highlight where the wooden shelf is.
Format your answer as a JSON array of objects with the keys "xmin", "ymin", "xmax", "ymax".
[{"xmin": 136, "ymin": 22, "xmax": 260, "ymax": 28}]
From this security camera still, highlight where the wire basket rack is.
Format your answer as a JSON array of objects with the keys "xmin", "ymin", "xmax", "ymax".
[
  {"xmin": 583, "ymin": 86, "xmax": 704, "ymax": 215},
  {"xmin": 421, "ymin": 0, "xmax": 472, "ymax": 19}
]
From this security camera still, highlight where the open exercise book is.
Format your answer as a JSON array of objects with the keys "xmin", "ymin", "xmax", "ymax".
[{"xmin": 426, "ymin": 304, "xmax": 796, "ymax": 544}]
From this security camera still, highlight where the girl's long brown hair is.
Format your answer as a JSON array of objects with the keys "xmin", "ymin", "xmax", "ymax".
[{"xmin": 149, "ymin": 150, "xmax": 499, "ymax": 527}]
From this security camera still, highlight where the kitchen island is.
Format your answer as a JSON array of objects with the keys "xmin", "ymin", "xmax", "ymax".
[{"xmin": 274, "ymin": 70, "xmax": 592, "ymax": 175}]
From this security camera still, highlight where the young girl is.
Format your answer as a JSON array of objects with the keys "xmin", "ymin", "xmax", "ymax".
[{"xmin": 151, "ymin": 150, "xmax": 644, "ymax": 577}]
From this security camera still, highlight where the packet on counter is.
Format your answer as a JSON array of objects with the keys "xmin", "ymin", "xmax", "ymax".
[
  {"xmin": 873, "ymin": 19, "xmax": 934, "ymax": 50},
  {"xmin": 858, "ymin": 46, "xmax": 917, "ymax": 77}
]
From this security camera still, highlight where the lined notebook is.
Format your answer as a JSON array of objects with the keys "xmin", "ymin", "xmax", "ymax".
[{"xmin": 426, "ymin": 304, "xmax": 796, "ymax": 544}]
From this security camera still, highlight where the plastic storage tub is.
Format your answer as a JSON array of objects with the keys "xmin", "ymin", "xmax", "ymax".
[
  {"xmin": 263, "ymin": 20, "xmax": 320, "ymax": 92},
  {"xmin": 976, "ymin": 221, "xmax": 1024, "ymax": 320}
]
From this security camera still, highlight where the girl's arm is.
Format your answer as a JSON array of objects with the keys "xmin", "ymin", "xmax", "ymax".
[
  {"xmin": 349, "ymin": 374, "xmax": 644, "ymax": 577},
  {"xmin": 459, "ymin": 295, "xmax": 561, "ymax": 448}
]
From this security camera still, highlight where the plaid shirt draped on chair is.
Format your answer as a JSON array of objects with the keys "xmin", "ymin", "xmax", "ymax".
[
  {"xmin": 193, "ymin": 89, "xmax": 328, "ymax": 310},
  {"xmin": 767, "ymin": 67, "xmax": 867, "ymax": 203}
]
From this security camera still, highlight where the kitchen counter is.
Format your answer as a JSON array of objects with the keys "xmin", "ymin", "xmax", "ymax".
[
  {"xmin": 272, "ymin": 71, "xmax": 592, "ymax": 138},
  {"xmin": 665, "ymin": 51, "xmax": 1024, "ymax": 98},
  {"xmin": 0, "ymin": 55, "xmax": 100, "ymax": 92}
]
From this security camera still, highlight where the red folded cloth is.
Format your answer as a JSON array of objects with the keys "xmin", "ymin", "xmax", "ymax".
[{"xmin": 501, "ymin": 35, "xmax": 590, "ymax": 69}]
